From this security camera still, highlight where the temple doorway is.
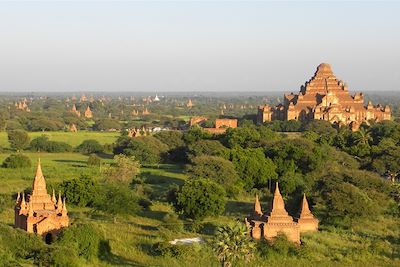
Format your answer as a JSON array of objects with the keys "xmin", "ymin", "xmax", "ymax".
[{"xmin": 45, "ymin": 233, "xmax": 54, "ymax": 244}]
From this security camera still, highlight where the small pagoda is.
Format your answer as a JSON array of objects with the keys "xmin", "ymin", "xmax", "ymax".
[
  {"xmin": 245, "ymin": 183, "xmax": 318, "ymax": 244},
  {"xmin": 14, "ymin": 160, "xmax": 69, "ymax": 240}
]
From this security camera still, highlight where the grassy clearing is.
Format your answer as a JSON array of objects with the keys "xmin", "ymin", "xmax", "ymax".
[{"xmin": 0, "ymin": 131, "xmax": 120, "ymax": 148}]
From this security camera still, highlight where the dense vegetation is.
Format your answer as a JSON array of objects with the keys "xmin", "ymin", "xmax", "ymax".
[{"xmin": 0, "ymin": 93, "xmax": 399, "ymax": 266}]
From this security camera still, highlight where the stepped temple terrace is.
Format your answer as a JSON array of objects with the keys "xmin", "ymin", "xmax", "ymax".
[
  {"xmin": 257, "ymin": 63, "xmax": 391, "ymax": 131},
  {"xmin": 245, "ymin": 183, "xmax": 318, "ymax": 244},
  {"xmin": 14, "ymin": 160, "xmax": 69, "ymax": 241}
]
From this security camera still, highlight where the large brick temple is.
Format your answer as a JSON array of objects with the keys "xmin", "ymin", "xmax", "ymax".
[
  {"xmin": 14, "ymin": 160, "xmax": 69, "ymax": 241},
  {"xmin": 257, "ymin": 63, "xmax": 391, "ymax": 130}
]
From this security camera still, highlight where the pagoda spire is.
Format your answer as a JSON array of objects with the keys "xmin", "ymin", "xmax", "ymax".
[
  {"xmin": 20, "ymin": 192, "xmax": 26, "ymax": 211},
  {"xmin": 28, "ymin": 201, "xmax": 33, "ymax": 217},
  {"xmin": 32, "ymin": 159, "xmax": 47, "ymax": 196},
  {"xmin": 61, "ymin": 198, "xmax": 68, "ymax": 216},
  {"xmin": 254, "ymin": 194, "xmax": 263, "ymax": 216},
  {"xmin": 52, "ymin": 189, "xmax": 56, "ymax": 203},
  {"xmin": 299, "ymin": 193, "xmax": 312, "ymax": 217},
  {"xmin": 57, "ymin": 192, "xmax": 62, "ymax": 211},
  {"xmin": 16, "ymin": 192, "xmax": 21, "ymax": 204},
  {"xmin": 269, "ymin": 182, "xmax": 290, "ymax": 217}
]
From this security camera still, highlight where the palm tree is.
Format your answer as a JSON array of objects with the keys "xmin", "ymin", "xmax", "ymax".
[
  {"xmin": 213, "ymin": 221, "xmax": 255, "ymax": 267},
  {"xmin": 353, "ymin": 127, "xmax": 372, "ymax": 146}
]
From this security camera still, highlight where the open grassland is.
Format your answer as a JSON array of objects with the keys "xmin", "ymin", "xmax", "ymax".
[
  {"xmin": 0, "ymin": 131, "xmax": 120, "ymax": 148},
  {"xmin": 0, "ymin": 151, "xmax": 399, "ymax": 266}
]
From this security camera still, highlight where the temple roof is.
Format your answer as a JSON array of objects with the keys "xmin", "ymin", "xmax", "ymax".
[{"xmin": 298, "ymin": 193, "xmax": 312, "ymax": 217}]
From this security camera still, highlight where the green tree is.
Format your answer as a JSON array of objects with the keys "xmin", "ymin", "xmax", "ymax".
[
  {"xmin": 115, "ymin": 136, "xmax": 168, "ymax": 165},
  {"xmin": 76, "ymin": 139, "xmax": 103, "ymax": 154},
  {"xmin": 175, "ymin": 178, "xmax": 226, "ymax": 220},
  {"xmin": 188, "ymin": 156, "xmax": 241, "ymax": 196},
  {"xmin": 213, "ymin": 222, "xmax": 255, "ymax": 267},
  {"xmin": 102, "ymin": 154, "xmax": 140, "ymax": 184},
  {"xmin": 230, "ymin": 147, "xmax": 277, "ymax": 191},
  {"xmin": 2, "ymin": 154, "xmax": 32, "ymax": 168},
  {"xmin": 187, "ymin": 140, "xmax": 229, "ymax": 160},
  {"xmin": 7, "ymin": 130, "xmax": 30, "ymax": 151},
  {"xmin": 223, "ymin": 127, "xmax": 261, "ymax": 148},
  {"xmin": 59, "ymin": 175, "xmax": 99, "ymax": 207}
]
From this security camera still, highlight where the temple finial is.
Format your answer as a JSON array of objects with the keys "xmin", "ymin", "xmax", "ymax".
[
  {"xmin": 254, "ymin": 194, "xmax": 262, "ymax": 216},
  {"xmin": 52, "ymin": 189, "xmax": 56, "ymax": 203},
  {"xmin": 32, "ymin": 159, "xmax": 47, "ymax": 195},
  {"xmin": 28, "ymin": 201, "xmax": 33, "ymax": 217}
]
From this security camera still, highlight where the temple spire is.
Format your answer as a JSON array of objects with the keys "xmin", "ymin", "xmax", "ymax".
[
  {"xmin": 16, "ymin": 192, "xmax": 21, "ymax": 204},
  {"xmin": 20, "ymin": 192, "xmax": 26, "ymax": 210},
  {"xmin": 28, "ymin": 201, "xmax": 33, "ymax": 217},
  {"xmin": 269, "ymin": 182, "xmax": 290, "ymax": 217},
  {"xmin": 254, "ymin": 194, "xmax": 262, "ymax": 216},
  {"xmin": 32, "ymin": 159, "xmax": 47, "ymax": 196},
  {"xmin": 52, "ymin": 189, "xmax": 56, "ymax": 203},
  {"xmin": 299, "ymin": 193, "xmax": 312, "ymax": 217}
]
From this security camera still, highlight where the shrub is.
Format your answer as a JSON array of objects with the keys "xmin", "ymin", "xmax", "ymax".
[
  {"xmin": 76, "ymin": 139, "xmax": 103, "ymax": 154},
  {"xmin": 175, "ymin": 178, "xmax": 226, "ymax": 220},
  {"xmin": 94, "ymin": 183, "xmax": 142, "ymax": 216},
  {"xmin": 2, "ymin": 154, "xmax": 32, "ymax": 169},
  {"xmin": 56, "ymin": 223, "xmax": 103, "ymax": 261},
  {"xmin": 7, "ymin": 130, "xmax": 30, "ymax": 151},
  {"xmin": 30, "ymin": 135, "xmax": 72, "ymax": 152},
  {"xmin": 59, "ymin": 175, "xmax": 99, "ymax": 207},
  {"xmin": 87, "ymin": 154, "xmax": 101, "ymax": 167}
]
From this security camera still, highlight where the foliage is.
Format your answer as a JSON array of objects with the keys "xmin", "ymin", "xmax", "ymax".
[
  {"xmin": 175, "ymin": 178, "xmax": 226, "ymax": 220},
  {"xmin": 183, "ymin": 125, "xmax": 212, "ymax": 144},
  {"xmin": 59, "ymin": 175, "xmax": 99, "ymax": 207},
  {"xmin": 223, "ymin": 127, "xmax": 261, "ymax": 148},
  {"xmin": 57, "ymin": 223, "xmax": 103, "ymax": 261},
  {"xmin": 93, "ymin": 118, "xmax": 122, "ymax": 131},
  {"xmin": 76, "ymin": 139, "xmax": 104, "ymax": 154},
  {"xmin": 7, "ymin": 130, "xmax": 30, "ymax": 151},
  {"xmin": 94, "ymin": 183, "xmax": 142, "ymax": 216},
  {"xmin": 188, "ymin": 156, "xmax": 241, "ymax": 196},
  {"xmin": 87, "ymin": 153, "xmax": 101, "ymax": 167},
  {"xmin": 230, "ymin": 147, "xmax": 277, "ymax": 191},
  {"xmin": 102, "ymin": 154, "xmax": 140, "ymax": 184},
  {"xmin": 154, "ymin": 130, "xmax": 185, "ymax": 149},
  {"xmin": 114, "ymin": 136, "xmax": 168, "ymax": 164},
  {"xmin": 2, "ymin": 154, "xmax": 32, "ymax": 169},
  {"xmin": 187, "ymin": 140, "xmax": 229, "ymax": 160},
  {"xmin": 213, "ymin": 222, "xmax": 255, "ymax": 267},
  {"xmin": 30, "ymin": 135, "xmax": 72, "ymax": 152}
]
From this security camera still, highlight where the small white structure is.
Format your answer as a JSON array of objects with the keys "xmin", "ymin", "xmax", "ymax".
[
  {"xmin": 154, "ymin": 94, "xmax": 160, "ymax": 102},
  {"xmin": 169, "ymin": 237, "xmax": 204, "ymax": 245}
]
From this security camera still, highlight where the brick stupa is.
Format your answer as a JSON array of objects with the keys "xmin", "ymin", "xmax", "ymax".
[
  {"xmin": 14, "ymin": 160, "xmax": 69, "ymax": 239},
  {"xmin": 295, "ymin": 193, "xmax": 319, "ymax": 232},
  {"xmin": 246, "ymin": 183, "xmax": 318, "ymax": 244}
]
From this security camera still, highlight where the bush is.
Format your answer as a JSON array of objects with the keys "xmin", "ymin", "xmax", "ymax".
[
  {"xmin": 175, "ymin": 178, "xmax": 226, "ymax": 220},
  {"xmin": 7, "ymin": 130, "xmax": 30, "ymax": 151},
  {"xmin": 114, "ymin": 136, "xmax": 168, "ymax": 165},
  {"xmin": 2, "ymin": 154, "xmax": 32, "ymax": 169},
  {"xmin": 152, "ymin": 242, "xmax": 200, "ymax": 258},
  {"xmin": 87, "ymin": 154, "xmax": 101, "ymax": 167},
  {"xmin": 76, "ymin": 139, "xmax": 103, "ymax": 154},
  {"xmin": 56, "ymin": 223, "xmax": 103, "ymax": 261},
  {"xmin": 30, "ymin": 135, "xmax": 72, "ymax": 152},
  {"xmin": 58, "ymin": 175, "xmax": 99, "ymax": 207},
  {"xmin": 94, "ymin": 183, "xmax": 142, "ymax": 216}
]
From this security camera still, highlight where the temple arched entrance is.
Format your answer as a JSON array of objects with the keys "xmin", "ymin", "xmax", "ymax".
[{"xmin": 45, "ymin": 233, "xmax": 54, "ymax": 244}]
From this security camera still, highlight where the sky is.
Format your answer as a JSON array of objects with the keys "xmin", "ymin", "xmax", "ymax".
[{"xmin": 0, "ymin": 1, "xmax": 399, "ymax": 92}]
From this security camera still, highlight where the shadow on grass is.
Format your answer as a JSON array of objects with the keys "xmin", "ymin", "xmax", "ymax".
[
  {"xmin": 224, "ymin": 200, "xmax": 253, "ymax": 217},
  {"xmin": 139, "ymin": 209, "xmax": 169, "ymax": 222},
  {"xmin": 99, "ymin": 240, "xmax": 142, "ymax": 266},
  {"xmin": 96, "ymin": 153, "xmax": 114, "ymax": 159},
  {"xmin": 54, "ymin": 159, "xmax": 86, "ymax": 164}
]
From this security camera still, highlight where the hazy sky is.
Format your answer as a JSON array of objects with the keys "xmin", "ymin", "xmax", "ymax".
[{"xmin": 0, "ymin": 1, "xmax": 399, "ymax": 92}]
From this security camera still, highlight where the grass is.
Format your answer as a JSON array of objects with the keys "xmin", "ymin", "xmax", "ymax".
[
  {"xmin": 0, "ymin": 150, "xmax": 399, "ymax": 266},
  {"xmin": 0, "ymin": 131, "xmax": 120, "ymax": 148}
]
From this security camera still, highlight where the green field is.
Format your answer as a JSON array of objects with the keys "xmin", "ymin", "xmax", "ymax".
[{"xmin": 0, "ymin": 131, "xmax": 120, "ymax": 148}]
